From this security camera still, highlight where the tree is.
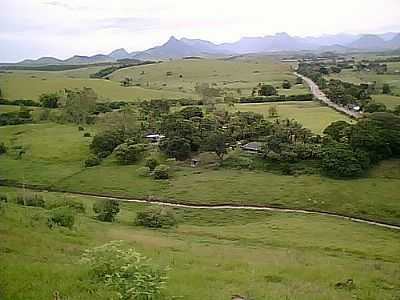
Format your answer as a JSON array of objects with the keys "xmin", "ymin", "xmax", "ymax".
[
  {"xmin": 47, "ymin": 207, "xmax": 75, "ymax": 229},
  {"xmin": 39, "ymin": 93, "xmax": 60, "ymax": 108},
  {"xmin": 0, "ymin": 143, "xmax": 6, "ymax": 155},
  {"xmin": 268, "ymin": 105, "xmax": 278, "ymax": 118},
  {"xmin": 93, "ymin": 199, "xmax": 120, "ymax": 222},
  {"xmin": 135, "ymin": 207, "xmax": 177, "ymax": 228},
  {"xmin": 204, "ymin": 132, "xmax": 227, "ymax": 160},
  {"xmin": 323, "ymin": 121, "xmax": 351, "ymax": 141},
  {"xmin": 90, "ymin": 130, "xmax": 125, "ymax": 158},
  {"xmin": 363, "ymin": 102, "xmax": 387, "ymax": 113},
  {"xmin": 114, "ymin": 143, "xmax": 146, "ymax": 165},
  {"xmin": 62, "ymin": 87, "xmax": 97, "ymax": 124},
  {"xmin": 258, "ymin": 85, "xmax": 277, "ymax": 96},
  {"xmin": 153, "ymin": 164, "xmax": 170, "ymax": 179},
  {"xmin": 382, "ymin": 83, "xmax": 391, "ymax": 95},
  {"xmin": 180, "ymin": 106, "xmax": 203, "ymax": 119},
  {"xmin": 160, "ymin": 137, "xmax": 191, "ymax": 160},
  {"xmin": 282, "ymin": 80, "xmax": 292, "ymax": 89},
  {"xmin": 145, "ymin": 158, "xmax": 159, "ymax": 171},
  {"xmin": 321, "ymin": 142, "xmax": 365, "ymax": 177}
]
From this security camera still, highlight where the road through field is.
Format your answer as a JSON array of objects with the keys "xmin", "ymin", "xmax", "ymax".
[
  {"xmin": 2, "ymin": 182, "xmax": 399, "ymax": 231},
  {"xmin": 295, "ymin": 72, "xmax": 362, "ymax": 119}
]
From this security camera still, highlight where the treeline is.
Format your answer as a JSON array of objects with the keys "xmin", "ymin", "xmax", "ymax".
[
  {"xmin": 90, "ymin": 61, "xmax": 156, "ymax": 79},
  {"xmin": 239, "ymin": 94, "xmax": 313, "ymax": 103}
]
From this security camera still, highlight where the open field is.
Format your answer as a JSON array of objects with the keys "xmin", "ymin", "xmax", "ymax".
[
  {"xmin": 1, "ymin": 122, "xmax": 399, "ymax": 225},
  {"xmin": 1, "ymin": 187, "xmax": 399, "ymax": 300},
  {"xmin": 233, "ymin": 102, "xmax": 354, "ymax": 133},
  {"xmin": 328, "ymin": 69, "xmax": 400, "ymax": 96},
  {"xmin": 0, "ymin": 57, "xmax": 309, "ymax": 101},
  {"xmin": 371, "ymin": 94, "xmax": 400, "ymax": 109},
  {"xmin": 110, "ymin": 57, "xmax": 306, "ymax": 97},
  {"xmin": 0, "ymin": 71, "xmax": 192, "ymax": 102}
]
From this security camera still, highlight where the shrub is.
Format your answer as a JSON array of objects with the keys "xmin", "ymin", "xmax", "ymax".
[
  {"xmin": 15, "ymin": 193, "xmax": 45, "ymax": 207},
  {"xmin": 83, "ymin": 132, "xmax": 91, "ymax": 137},
  {"xmin": 137, "ymin": 166, "xmax": 151, "ymax": 177},
  {"xmin": 47, "ymin": 207, "xmax": 75, "ymax": 229},
  {"xmin": 153, "ymin": 164, "xmax": 170, "ymax": 179},
  {"xmin": 81, "ymin": 241, "xmax": 168, "ymax": 300},
  {"xmin": 78, "ymin": 126, "xmax": 85, "ymax": 131},
  {"xmin": 0, "ymin": 194, "xmax": 7, "ymax": 203},
  {"xmin": 115, "ymin": 143, "xmax": 146, "ymax": 164},
  {"xmin": 47, "ymin": 197, "xmax": 85, "ymax": 213},
  {"xmin": 84, "ymin": 155, "xmax": 101, "ymax": 167},
  {"xmin": 0, "ymin": 142, "xmax": 7, "ymax": 155},
  {"xmin": 282, "ymin": 80, "xmax": 292, "ymax": 89},
  {"xmin": 93, "ymin": 199, "xmax": 120, "ymax": 222},
  {"xmin": 145, "ymin": 158, "xmax": 159, "ymax": 171},
  {"xmin": 135, "ymin": 207, "xmax": 177, "ymax": 228}
]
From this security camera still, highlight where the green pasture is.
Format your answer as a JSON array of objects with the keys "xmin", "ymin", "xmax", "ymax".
[{"xmin": 0, "ymin": 187, "xmax": 399, "ymax": 300}]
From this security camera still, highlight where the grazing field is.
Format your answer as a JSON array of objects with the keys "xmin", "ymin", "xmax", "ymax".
[
  {"xmin": 0, "ymin": 71, "xmax": 194, "ymax": 101},
  {"xmin": 1, "ymin": 122, "xmax": 399, "ymax": 225},
  {"xmin": 1, "ymin": 187, "xmax": 399, "ymax": 300},
  {"xmin": 371, "ymin": 94, "xmax": 400, "ymax": 109},
  {"xmin": 328, "ymin": 69, "xmax": 400, "ymax": 95},
  {"xmin": 234, "ymin": 102, "xmax": 354, "ymax": 133},
  {"xmin": 108, "ymin": 57, "xmax": 306, "ymax": 97}
]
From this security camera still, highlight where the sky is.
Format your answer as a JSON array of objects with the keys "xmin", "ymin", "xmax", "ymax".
[{"xmin": 1, "ymin": 0, "xmax": 400, "ymax": 62}]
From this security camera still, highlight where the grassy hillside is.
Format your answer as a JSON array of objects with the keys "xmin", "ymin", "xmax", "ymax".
[
  {"xmin": 0, "ymin": 71, "xmax": 192, "ymax": 102},
  {"xmin": 110, "ymin": 57, "xmax": 304, "ymax": 97},
  {"xmin": 1, "ymin": 187, "xmax": 399, "ymax": 300},
  {"xmin": 234, "ymin": 102, "xmax": 354, "ymax": 133},
  {"xmin": 1, "ymin": 122, "xmax": 399, "ymax": 225}
]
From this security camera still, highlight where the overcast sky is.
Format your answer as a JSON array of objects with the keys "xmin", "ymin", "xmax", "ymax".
[{"xmin": 1, "ymin": 0, "xmax": 400, "ymax": 62}]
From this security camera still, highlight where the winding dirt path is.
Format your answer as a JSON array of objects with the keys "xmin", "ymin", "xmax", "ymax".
[
  {"xmin": 294, "ymin": 72, "xmax": 362, "ymax": 119},
  {"xmin": 4, "ymin": 182, "xmax": 399, "ymax": 231}
]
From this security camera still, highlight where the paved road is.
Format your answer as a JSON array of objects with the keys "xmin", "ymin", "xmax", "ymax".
[
  {"xmin": 295, "ymin": 72, "xmax": 362, "ymax": 119},
  {"xmin": 4, "ymin": 182, "xmax": 398, "ymax": 231}
]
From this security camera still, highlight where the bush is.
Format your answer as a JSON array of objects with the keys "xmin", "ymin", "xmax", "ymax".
[
  {"xmin": 0, "ymin": 194, "xmax": 7, "ymax": 203},
  {"xmin": 93, "ymin": 199, "xmax": 120, "ymax": 222},
  {"xmin": 81, "ymin": 241, "xmax": 168, "ymax": 300},
  {"xmin": 0, "ymin": 142, "xmax": 7, "ymax": 155},
  {"xmin": 137, "ymin": 166, "xmax": 151, "ymax": 177},
  {"xmin": 115, "ymin": 143, "xmax": 146, "ymax": 165},
  {"xmin": 84, "ymin": 155, "xmax": 101, "ymax": 167},
  {"xmin": 135, "ymin": 207, "xmax": 178, "ymax": 228},
  {"xmin": 46, "ymin": 197, "xmax": 85, "ymax": 213},
  {"xmin": 145, "ymin": 158, "xmax": 159, "ymax": 171},
  {"xmin": 153, "ymin": 164, "xmax": 170, "ymax": 179},
  {"xmin": 47, "ymin": 207, "xmax": 75, "ymax": 229},
  {"xmin": 282, "ymin": 80, "xmax": 292, "ymax": 89},
  {"xmin": 83, "ymin": 132, "xmax": 91, "ymax": 137},
  {"xmin": 15, "ymin": 193, "xmax": 45, "ymax": 207}
]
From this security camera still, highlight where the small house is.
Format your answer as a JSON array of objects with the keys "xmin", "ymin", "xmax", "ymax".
[
  {"xmin": 241, "ymin": 142, "xmax": 263, "ymax": 153},
  {"xmin": 145, "ymin": 134, "xmax": 165, "ymax": 143}
]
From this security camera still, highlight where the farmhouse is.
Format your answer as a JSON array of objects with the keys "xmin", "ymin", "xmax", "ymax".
[{"xmin": 241, "ymin": 142, "xmax": 263, "ymax": 153}]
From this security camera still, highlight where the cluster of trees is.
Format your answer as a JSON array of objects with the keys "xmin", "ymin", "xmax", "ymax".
[
  {"xmin": 239, "ymin": 94, "xmax": 313, "ymax": 103},
  {"xmin": 321, "ymin": 113, "xmax": 400, "ymax": 177},
  {"xmin": 0, "ymin": 107, "xmax": 32, "ymax": 126}
]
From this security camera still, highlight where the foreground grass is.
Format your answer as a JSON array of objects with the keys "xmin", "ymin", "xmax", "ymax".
[{"xmin": 0, "ymin": 187, "xmax": 399, "ymax": 300}]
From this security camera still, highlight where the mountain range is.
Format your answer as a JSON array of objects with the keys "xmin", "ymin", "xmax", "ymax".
[{"xmin": 9, "ymin": 32, "xmax": 400, "ymax": 66}]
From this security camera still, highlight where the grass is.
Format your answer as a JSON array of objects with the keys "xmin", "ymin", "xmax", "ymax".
[
  {"xmin": 0, "ymin": 71, "xmax": 193, "ymax": 102},
  {"xmin": 233, "ymin": 101, "xmax": 354, "ymax": 133},
  {"xmin": 371, "ymin": 95, "xmax": 400, "ymax": 109},
  {"xmin": 328, "ymin": 69, "xmax": 400, "ymax": 95},
  {"xmin": 0, "ymin": 187, "xmax": 399, "ymax": 300},
  {"xmin": 0, "ymin": 122, "xmax": 399, "ymax": 225}
]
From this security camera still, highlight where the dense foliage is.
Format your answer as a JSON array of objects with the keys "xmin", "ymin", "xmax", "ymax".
[
  {"xmin": 135, "ymin": 207, "xmax": 177, "ymax": 228},
  {"xmin": 93, "ymin": 199, "xmax": 120, "ymax": 222},
  {"xmin": 82, "ymin": 241, "xmax": 168, "ymax": 300}
]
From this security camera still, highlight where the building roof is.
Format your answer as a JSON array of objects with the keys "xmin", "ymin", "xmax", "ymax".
[{"xmin": 241, "ymin": 142, "xmax": 263, "ymax": 152}]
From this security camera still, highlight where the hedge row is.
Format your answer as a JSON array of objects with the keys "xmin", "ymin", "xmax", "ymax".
[{"xmin": 239, "ymin": 94, "xmax": 314, "ymax": 103}]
